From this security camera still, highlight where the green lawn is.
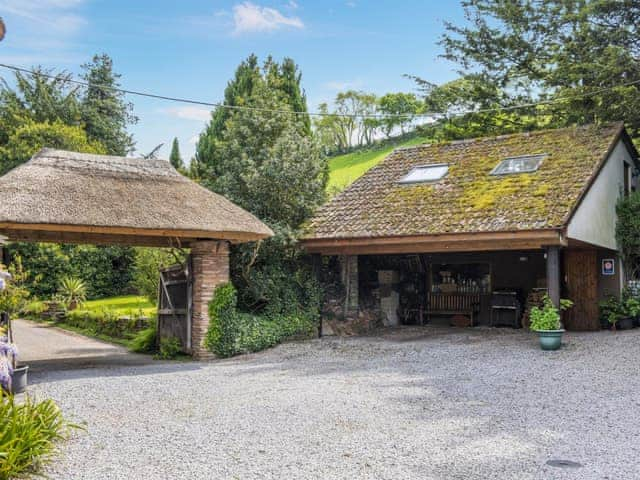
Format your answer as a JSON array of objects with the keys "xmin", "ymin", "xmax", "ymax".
[
  {"xmin": 328, "ymin": 135, "xmax": 431, "ymax": 192},
  {"xmin": 82, "ymin": 295, "xmax": 156, "ymax": 317}
]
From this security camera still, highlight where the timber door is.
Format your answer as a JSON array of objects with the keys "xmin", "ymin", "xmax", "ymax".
[
  {"xmin": 157, "ymin": 258, "xmax": 193, "ymax": 352},
  {"xmin": 563, "ymin": 249, "xmax": 599, "ymax": 330}
]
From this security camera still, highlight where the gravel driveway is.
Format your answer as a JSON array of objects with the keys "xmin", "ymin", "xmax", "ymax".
[{"xmin": 23, "ymin": 324, "xmax": 640, "ymax": 479}]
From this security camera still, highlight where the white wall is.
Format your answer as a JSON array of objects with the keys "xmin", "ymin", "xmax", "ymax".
[{"xmin": 567, "ymin": 140, "xmax": 635, "ymax": 250}]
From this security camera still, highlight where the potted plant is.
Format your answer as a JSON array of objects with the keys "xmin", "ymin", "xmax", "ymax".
[
  {"xmin": 600, "ymin": 296, "xmax": 634, "ymax": 331},
  {"xmin": 58, "ymin": 276, "xmax": 87, "ymax": 311},
  {"xmin": 0, "ymin": 258, "xmax": 30, "ymax": 392},
  {"xmin": 529, "ymin": 295, "xmax": 573, "ymax": 350},
  {"xmin": 624, "ymin": 295, "xmax": 640, "ymax": 328}
]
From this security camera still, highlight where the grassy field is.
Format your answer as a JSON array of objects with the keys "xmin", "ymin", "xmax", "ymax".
[
  {"xmin": 328, "ymin": 135, "xmax": 431, "ymax": 192},
  {"xmin": 82, "ymin": 295, "xmax": 156, "ymax": 317}
]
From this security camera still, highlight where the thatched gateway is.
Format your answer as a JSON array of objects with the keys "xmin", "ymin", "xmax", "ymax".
[{"xmin": 0, "ymin": 148, "xmax": 272, "ymax": 359}]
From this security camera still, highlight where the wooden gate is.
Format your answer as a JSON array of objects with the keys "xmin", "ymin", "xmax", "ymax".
[
  {"xmin": 157, "ymin": 258, "xmax": 192, "ymax": 352},
  {"xmin": 563, "ymin": 249, "xmax": 599, "ymax": 331}
]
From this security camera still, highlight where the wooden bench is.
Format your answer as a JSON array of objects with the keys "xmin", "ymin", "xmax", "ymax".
[{"xmin": 425, "ymin": 293, "xmax": 482, "ymax": 326}]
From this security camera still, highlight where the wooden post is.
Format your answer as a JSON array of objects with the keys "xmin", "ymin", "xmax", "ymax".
[
  {"xmin": 340, "ymin": 255, "xmax": 359, "ymax": 314},
  {"xmin": 546, "ymin": 246, "xmax": 561, "ymax": 307}
]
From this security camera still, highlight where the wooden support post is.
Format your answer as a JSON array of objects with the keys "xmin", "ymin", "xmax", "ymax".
[
  {"xmin": 340, "ymin": 255, "xmax": 359, "ymax": 314},
  {"xmin": 546, "ymin": 246, "xmax": 561, "ymax": 307}
]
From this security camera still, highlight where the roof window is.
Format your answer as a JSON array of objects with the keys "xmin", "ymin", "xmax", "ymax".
[
  {"xmin": 399, "ymin": 164, "xmax": 449, "ymax": 184},
  {"xmin": 491, "ymin": 154, "xmax": 546, "ymax": 175}
]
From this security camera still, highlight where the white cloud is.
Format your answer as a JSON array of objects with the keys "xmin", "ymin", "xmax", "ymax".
[
  {"xmin": 232, "ymin": 2, "xmax": 304, "ymax": 34},
  {"xmin": 163, "ymin": 106, "xmax": 211, "ymax": 122},
  {"xmin": 0, "ymin": 0, "xmax": 85, "ymax": 31},
  {"xmin": 0, "ymin": 0, "xmax": 86, "ymax": 64},
  {"xmin": 345, "ymin": 1, "xmax": 356, "ymax": 7}
]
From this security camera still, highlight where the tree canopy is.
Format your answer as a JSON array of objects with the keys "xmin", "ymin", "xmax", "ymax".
[{"xmin": 440, "ymin": 0, "xmax": 640, "ymax": 136}]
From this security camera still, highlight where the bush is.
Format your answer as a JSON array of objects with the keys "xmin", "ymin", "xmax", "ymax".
[
  {"xmin": 529, "ymin": 295, "xmax": 573, "ymax": 331},
  {"xmin": 206, "ymin": 283, "xmax": 316, "ymax": 358},
  {"xmin": 20, "ymin": 300, "xmax": 46, "ymax": 318},
  {"xmin": 0, "ymin": 392, "xmax": 75, "ymax": 480},
  {"xmin": 64, "ymin": 309, "xmax": 151, "ymax": 340},
  {"xmin": 156, "ymin": 336, "xmax": 181, "ymax": 360},
  {"xmin": 130, "ymin": 324, "xmax": 158, "ymax": 353}
]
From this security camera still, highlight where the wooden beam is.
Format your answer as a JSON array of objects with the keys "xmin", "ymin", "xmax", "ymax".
[
  {"xmin": 301, "ymin": 230, "xmax": 566, "ymax": 255},
  {"xmin": 0, "ymin": 229, "xmax": 193, "ymax": 248},
  {"xmin": 0, "ymin": 222, "xmax": 269, "ymax": 244}
]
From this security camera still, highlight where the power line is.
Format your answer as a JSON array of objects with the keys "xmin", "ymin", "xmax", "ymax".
[{"xmin": 0, "ymin": 62, "xmax": 639, "ymax": 121}]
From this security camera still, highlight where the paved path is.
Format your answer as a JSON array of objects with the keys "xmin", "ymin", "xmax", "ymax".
[
  {"xmin": 11, "ymin": 319, "xmax": 153, "ymax": 372},
  {"xmin": 24, "ymin": 325, "xmax": 640, "ymax": 480}
]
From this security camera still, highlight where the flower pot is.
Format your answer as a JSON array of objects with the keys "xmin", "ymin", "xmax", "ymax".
[
  {"xmin": 536, "ymin": 329, "xmax": 564, "ymax": 351},
  {"xmin": 615, "ymin": 317, "xmax": 634, "ymax": 330},
  {"xmin": 10, "ymin": 365, "xmax": 28, "ymax": 394}
]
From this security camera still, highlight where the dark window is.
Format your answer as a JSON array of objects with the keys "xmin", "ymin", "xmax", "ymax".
[{"xmin": 624, "ymin": 162, "xmax": 631, "ymax": 196}]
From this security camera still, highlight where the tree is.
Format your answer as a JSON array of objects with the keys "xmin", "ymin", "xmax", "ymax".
[
  {"xmin": 194, "ymin": 55, "xmax": 310, "ymax": 175},
  {"xmin": 0, "ymin": 119, "xmax": 105, "ymax": 175},
  {"xmin": 0, "ymin": 68, "xmax": 81, "ymax": 146},
  {"xmin": 378, "ymin": 92, "xmax": 421, "ymax": 137},
  {"xmin": 169, "ymin": 137, "xmax": 184, "ymax": 170},
  {"xmin": 440, "ymin": 0, "xmax": 640, "ymax": 136},
  {"xmin": 80, "ymin": 53, "xmax": 137, "ymax": 155},
  {"xmin": 200, "ymin": 76, "xmax": 327, "ymax": 313}
]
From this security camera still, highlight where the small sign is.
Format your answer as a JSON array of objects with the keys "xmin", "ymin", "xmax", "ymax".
[{"xmin": 602, "ymin": 259, "xmax": 615, "ymax": 276}]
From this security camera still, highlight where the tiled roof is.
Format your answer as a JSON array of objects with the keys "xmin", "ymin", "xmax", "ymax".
[{"xmin": 304, "ymin": 123, "xmax": 626, "ymax": 240}]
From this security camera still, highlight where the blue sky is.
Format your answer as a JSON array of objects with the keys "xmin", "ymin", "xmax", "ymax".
[{"xmin": 0, "ymin": 0, "xmax": 466, "ymax": 160}]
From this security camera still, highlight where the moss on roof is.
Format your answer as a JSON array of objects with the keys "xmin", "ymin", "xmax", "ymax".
[{"xmin": 304, "ymin": 123, "xmax": 626, "ymax": 240}]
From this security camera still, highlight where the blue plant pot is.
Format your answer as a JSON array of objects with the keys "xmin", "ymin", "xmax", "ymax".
[{"xmin": 536, "ymin": 330, "xmax": 564, "ymax": 351}]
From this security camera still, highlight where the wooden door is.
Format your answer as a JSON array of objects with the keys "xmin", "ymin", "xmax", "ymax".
[
  {"xmin": 157, "ymin": 259, "xmax": 192, "ymax": 352},
  {"xmin": 563, "ymin": 249, "xmax": 599, "ymax": 331}
]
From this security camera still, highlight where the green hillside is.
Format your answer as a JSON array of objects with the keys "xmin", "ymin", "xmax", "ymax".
[{"xmin": 328, "ymin": 135, "xmax": 430, "ymax": 192}]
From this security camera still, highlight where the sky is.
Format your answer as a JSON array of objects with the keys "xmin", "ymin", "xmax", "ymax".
[{"xmin": 0, "ymin": 0, "xmax": 467, "ymax": 160}]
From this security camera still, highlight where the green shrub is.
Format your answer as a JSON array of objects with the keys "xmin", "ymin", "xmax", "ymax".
[
  {"xmin": 20, "ymin": 300, "xmax": 46, "ymax": 318},
  {"xmin": 64, "ymin": 309, "xmax": 151, "ymax": 340},
  {"xmin": 156, "ymin": 336, "xmax": 181, "ymax": 360},
  {"xmin": 529, "ymin": 295, "xmax": 573, "ymax": 331},
  {"xmin": 0, "ymin": 392, "xmax": 75, "ymax": 480},
  {"xmin": 206, "ymin": 283, "xmax": 316, "ymax": 358},
  {"xmin": 130, "ymin": 324, "xmax": 158, "ymax": 353},
  {"xmin": 58, "ymin": 276, "xmax": 87, "ymax": 310}
]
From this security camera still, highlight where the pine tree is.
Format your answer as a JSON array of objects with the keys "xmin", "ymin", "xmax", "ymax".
[
  {"xmin": 193, "ymin": 55, "xmax": 310, "ymax": 175},
  {"xmin": 81, "ymin": 54, "xmax": 138, "ymax": 155},
  {"xmin": 169, "ymin": 137, "xmax": 184, "ymax": 170}
]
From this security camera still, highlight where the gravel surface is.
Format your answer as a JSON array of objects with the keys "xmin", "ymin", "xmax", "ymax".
[{"xmin": 24, "ymin": 325, "xmax": 640, "ymax": 479}]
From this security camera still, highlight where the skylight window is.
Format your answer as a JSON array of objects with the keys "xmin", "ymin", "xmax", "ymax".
[
  {"xmin": 399, "ymin": 164, "xmax": 449, "ymax": 184},
  {"xmin": 491, "ymin": 154, "xmax": 546, "ymax": 175}
]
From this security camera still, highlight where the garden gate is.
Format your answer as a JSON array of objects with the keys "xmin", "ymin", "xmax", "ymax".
[{"xmin": 158, "ymin": 258, "xmax": 193, "ymax": 352}]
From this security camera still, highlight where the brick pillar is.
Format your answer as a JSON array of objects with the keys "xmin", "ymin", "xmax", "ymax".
[{"xmin": 190, "ymin": 240, "xmax": 229, "ymax": 360}]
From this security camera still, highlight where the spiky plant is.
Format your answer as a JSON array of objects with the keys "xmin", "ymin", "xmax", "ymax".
[{"xmin": 58, "ymin": 277, "xmax": 87, "ymax": 311}]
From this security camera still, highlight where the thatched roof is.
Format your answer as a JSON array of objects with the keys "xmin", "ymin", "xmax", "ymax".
[
  {"xmin": 0, "ymin": 149, "xmax": 273, "ymax": 247},
  {"xmin": 304, "ymin": 123, "xmax": 631, "ymax": 242}
]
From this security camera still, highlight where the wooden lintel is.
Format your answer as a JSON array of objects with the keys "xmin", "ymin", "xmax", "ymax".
[
  {"xmin": 0, "ymin": 229, "xmax": 193, "ymax": 248},
  {"xmin": 302, "ymin": 230, "xmax": 566, "ymax": 255},
  {"xmin": 0, "ymin": 222, "xmax": 268, "ymax": 244}
]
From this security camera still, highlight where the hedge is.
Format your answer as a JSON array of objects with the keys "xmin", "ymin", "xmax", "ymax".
[
  {"xmin": 205, "ymin": 283, "xmax": 316, "ymax": 358},
  {"xmin": 63, "ymin": 309, "xmax": 151, "ymax": 340}
]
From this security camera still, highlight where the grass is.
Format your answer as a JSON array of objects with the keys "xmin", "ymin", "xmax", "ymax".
[
  {"xmin": 328, "ymin": 135, "xmax": 431, "ymax": 192},
  {"xmin": 81, "ymin": 295, "xmax": 156, "ymax": 317},
  {"xmin": 0, "ymin": 393, "xmax": 76, "ymax": 480}
]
